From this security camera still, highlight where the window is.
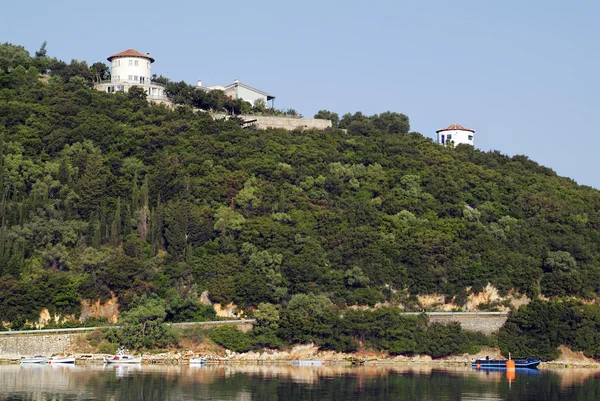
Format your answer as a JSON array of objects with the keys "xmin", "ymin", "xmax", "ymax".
[
  {"xmin": 447, "ymin": 134, "xmax": 452, "ymax": 140},
  {"xmin": 147, "ymin": 62, "xmax": 150, "ymax": 69},
  {"xmin": 116, "ymin": 85, "xmax": 125, "ymax": 92},
  {"xmin": 116, "ymin": 60, "xmax": 120, "ymax": 66},
  {"xmin": 129, "ymin": 60, "xmax": 133, "ymax": 66},
  {"xmin": 134, "ymin": 60, "xmax": 139, "ymax": 66},
  {"xmin": 134, "ymin": 75, "xmax": 138, "ymax": 81},
  {"xmin": 468, "ymin": 135, "xmax": 473, "ymax": 141},
  {"xmin": 140, "ymin": 76, "xmax": 145, "ymax": 83},
  {"xmin": 128, "ymin": 75, "xmax": 133, "ymax": 81},
  {"xmin": 107, "ymin": 86, "xmax": 114, "ymax": 93}
]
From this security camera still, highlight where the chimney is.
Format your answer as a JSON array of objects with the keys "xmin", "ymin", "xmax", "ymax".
[{"xmin": 233, "ymin": 79, "xmax": 240, "ymax": 84}]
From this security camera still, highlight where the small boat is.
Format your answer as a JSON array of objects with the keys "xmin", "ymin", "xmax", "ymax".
[
  {"xmin": 472, "ymin": 356, "xmax": 541, "ymax": 369},
  {"xmin": 48, "ymin": 356, "xmax": 76, "ymax": 364},
  {"xmin": 103, "ymin": 348, "xmax": 142, "ymax": 364},
  {"xmin": 189, "ymin": 357, "xmax": 207, "ymax": 364},
  {"xmin": 20, "ymin": 355, "xmax": 49, "ymax": 364}
]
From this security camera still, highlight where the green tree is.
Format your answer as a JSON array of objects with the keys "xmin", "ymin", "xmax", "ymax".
[
  {"xmin": 314, "ymin": 110, "xmax": 340, "ymax": 127},
  {"xmin": 127, "ymin": 86, "xmax": 148, "ymax": 102},
  {"xmin": 115, "ymin": 296, "xmax": 178, "ymax": 350},
  {"xmin": 76, "ymin": 151, "xmax": 107, "ymax": 219},
  {"xmin": 0, "ymin": 43, "xmax": 31, "ymax": 72}
]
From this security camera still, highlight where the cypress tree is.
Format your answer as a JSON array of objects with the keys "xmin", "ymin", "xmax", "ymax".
[
  {"xmin": 110, "ymin": 197, "xmax": 121, "ymax": 247},
  {"xmin": 92, "ymin": 219, "xmax": 101, "ymax": 249},
  {"xmin": 138, "ymin": 175, "xmax": 149, "ymax": 240},
  {"xmin": 77, "ymin": 152, "xmax": 106, "ymax": 219}
]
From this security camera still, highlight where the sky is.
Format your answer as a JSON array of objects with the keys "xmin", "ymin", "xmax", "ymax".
[{"xmin": 2, "ymin": 0, "xmax": 599, "ymax": 188}]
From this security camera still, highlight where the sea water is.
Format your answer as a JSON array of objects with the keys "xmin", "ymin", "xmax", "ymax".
[{"xmin": 0, "ymin": 363, "xmax": 598, "ymax": 400}]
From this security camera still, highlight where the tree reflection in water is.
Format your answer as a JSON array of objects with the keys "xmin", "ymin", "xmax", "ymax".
[{"xmin": 1, "ymin": 364, "xmax": 599, "ymax": 400}]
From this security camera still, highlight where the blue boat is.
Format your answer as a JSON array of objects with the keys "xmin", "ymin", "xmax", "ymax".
[{"xmin": 472, "ymin": 357, "xmax": 541, "ymax": 369}]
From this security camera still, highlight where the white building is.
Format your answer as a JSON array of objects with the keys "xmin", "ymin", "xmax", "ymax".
[
  {"xmin": 436, "ymin": 124, "xmax": 475, "ymax": 147},
  {"xmin": 94, "ymin": 49, "xmax": 171, "ymax": 105},
  {"xmin": 203, "ymin": 80, "xmax": 275, "ymax": 108}
]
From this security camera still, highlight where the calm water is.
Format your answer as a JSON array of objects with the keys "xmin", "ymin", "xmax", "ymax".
[{"xmin": 1, "ymin": 363, "xmax": 599, "ymax": 400}]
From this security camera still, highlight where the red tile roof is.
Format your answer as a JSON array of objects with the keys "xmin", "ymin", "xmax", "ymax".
[
  {"xmin": 107, "ymin": 49, "xmax": 155, "ymax": 63},
  {"xmin": 436, "ymin": 123, "xmax": 475, "ymax": 133}
]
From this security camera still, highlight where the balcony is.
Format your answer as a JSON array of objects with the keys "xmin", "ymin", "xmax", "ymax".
[{"xmin": 96, "ymin": 79, "xmax": 166, "ymax": 88}]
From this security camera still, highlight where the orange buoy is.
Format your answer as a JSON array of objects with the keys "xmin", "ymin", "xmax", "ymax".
[
  {"xmin": 476, "ymin": 363, "xmax": 481, "ymax": 369},
  {"xmin": 506, "ymin": 360, "xmax": 515, "ymax": 370},
  {"xmin": 506, "ymin": 369, "xmax": 516, "ymax": 381}
]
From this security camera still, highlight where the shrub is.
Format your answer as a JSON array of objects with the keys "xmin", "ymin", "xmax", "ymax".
[
  {"xmin": 98, "ymin": 341, "xmax": 118, "ymax": 355},
  {"xmin": 209, "ymin": 325, "xmax": 253, "ymax": 353}
]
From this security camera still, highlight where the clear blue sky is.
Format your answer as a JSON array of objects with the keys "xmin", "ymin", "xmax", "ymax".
[{"xmin": 2, "ymin": 0, "xmax": 599, "ymax": 188}]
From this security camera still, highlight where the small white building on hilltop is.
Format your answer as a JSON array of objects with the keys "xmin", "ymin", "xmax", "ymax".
[
  {"xmin": 202, "ymin": 80, "xmax": 275, "ymax": 108},
  {"xmin": 94, "ymin": 49, "xmax": 171, "ymax": 105},
  {"xmin": 436, "ymin": 124, "xmax": 475, "ymax": 147}
]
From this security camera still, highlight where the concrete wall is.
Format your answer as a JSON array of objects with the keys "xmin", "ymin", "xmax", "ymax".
[
  {"xmin": 429, "ymin": 315, "xmax": 507, "ymax": 335},
  {"xmin": 0, "ymin": 334, "xmax": 78, "ymax": 360}
]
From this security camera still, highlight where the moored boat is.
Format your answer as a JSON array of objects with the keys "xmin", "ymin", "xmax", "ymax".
[
  {"xmin": 48, "ymin": 356, "xmax": 76, "ymax": 364},
  {"xmin": 20, "ymin": 355, "xmax": 49, "ymax": 364},
  {"xmin": 189, "ymin": 357, "xmax": 206, "ymax": 364},
  {"xmin": 103, "ymin": 348, "xmax": 142, "ymax": 364},
  {"xmin": 472, "ymin": 356, "xmax": 541, "ymax": 369}
]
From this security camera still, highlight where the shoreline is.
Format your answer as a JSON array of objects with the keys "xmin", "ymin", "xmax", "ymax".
[{"xmin": 1, "ymin": 356, "xmax": 598, "ymax": 369}]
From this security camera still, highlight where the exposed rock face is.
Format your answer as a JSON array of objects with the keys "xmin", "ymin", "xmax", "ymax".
[
  {"xmin": 39, "ymin": 308, "xmax": 52, "ymax": 326},
  {"xmin": 79, "ymin": 296, "xmax": 120, "ymax": 323},
  {"xmin": 35, "ymin": 309, "xmax": 76, "ymax": 328},
  {"xmin": 213, "ymin": 303, "xmax": 241, "ymax": 318},
  {"xmin": 417, "ymin": 284, "xmax": 530, "ymax": 312},
  {"xmin": 200, "ymin": 291, "xmax": 212, "ymax": 306}
]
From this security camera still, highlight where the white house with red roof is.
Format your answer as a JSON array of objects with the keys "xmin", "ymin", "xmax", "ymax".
[
  {"xmin": 94, "ymin": 49, "xmax": 171, "ymax": 105},
  {"xmin": 436, "ymin": 124, "xmax": 475, "ymax": 147}
]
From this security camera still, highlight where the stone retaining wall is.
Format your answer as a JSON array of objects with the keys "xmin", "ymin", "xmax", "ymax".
[
  {"xmin": 212, "ymin": 114, "xmax": 332, "ymax": 131},
  {"xmin": 0, "ymin": 334, "xmax": 78, "ymax": 360},
  {"xmin": 429, "ymin": 315, "xmax": 507, "ymax": 334}
]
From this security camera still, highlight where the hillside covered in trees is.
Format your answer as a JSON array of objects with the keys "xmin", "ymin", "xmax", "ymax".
[{"xmin": 2, "ymin": 42, "xmax": 600, "ymax": 349}]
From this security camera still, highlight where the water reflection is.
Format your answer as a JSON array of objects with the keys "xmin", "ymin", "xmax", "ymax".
[{"xmin": 0, "ymin": 363, "xmax": 599, "ymax": 400}]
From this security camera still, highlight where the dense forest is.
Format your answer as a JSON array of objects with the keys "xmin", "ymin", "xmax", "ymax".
[{"xmin": 2, "ymin": 42, "xmax": 600, "ymax": 358}]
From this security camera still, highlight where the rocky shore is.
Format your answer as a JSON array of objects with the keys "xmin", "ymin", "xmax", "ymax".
[{"xmin": 3, "ymin": 344, "xmax": 598, "ymax": 368}]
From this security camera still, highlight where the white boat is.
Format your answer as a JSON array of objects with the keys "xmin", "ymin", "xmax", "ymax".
[
  {"xmin": 103, "ymin": 348, "xmax": 142, "ymax": 364},
  {"xmin": 20, "ymin": 355, "xmax": 49, "ymax": 364},
  {"xmin": 48, "ymin": 356, "xmax": 76, "ymax": 364},
  {"xmin": 189, "ymin": 357, "xmax": 207, "ymax": 364}
]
